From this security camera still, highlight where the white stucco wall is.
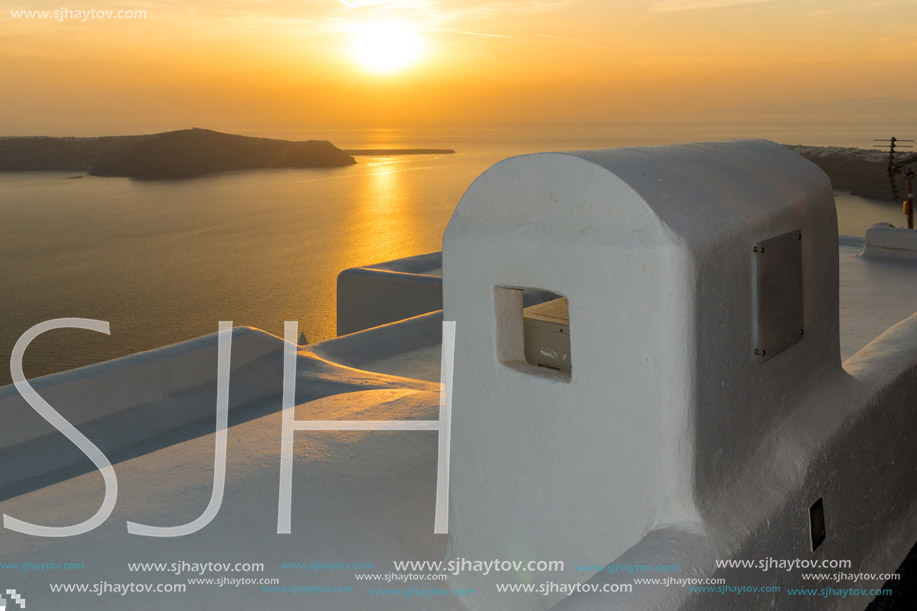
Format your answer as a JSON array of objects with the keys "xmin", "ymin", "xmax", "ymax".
[
  {"xmin": 553, "ymin": 313, "xmax": 917, "ymax": 610},
  {"xmin": 863, "ymin": 223, "xmax": 917, "ymax": 258},
  {"xmin": 442, "ymin": 140, "xmax": 843, "ymax": 609},
  {"xmin": 0, "ymin": 327, "xmax": 285, "ymax": 492},
  {"xmin": 336, "ymin": 252, "xmax": 444, "ymax": 335}
]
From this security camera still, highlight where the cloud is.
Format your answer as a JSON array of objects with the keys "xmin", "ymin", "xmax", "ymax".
[
  {"xmin": 650, "ymin": 0, "xmax": 770, "ymax": 12},
  {"xmin": 337, "ymin": 0, "xmax": 575, "ymax": 20},
  {"xmin": 456, "ymin": 30, "xmax": 514, "ymax": 38},
  {"xmin": 336, "ymin": 0, "xmax": 433, "ymax": 9},
  {"xmin": 456, "ymin": 30, "xmax": 620, "ymax": 52},
  {"xmin": 532, "ymin": 33, "xmax": 621, "ymax": 52}
]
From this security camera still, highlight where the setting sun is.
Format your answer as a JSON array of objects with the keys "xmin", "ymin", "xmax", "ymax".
[{"xmin": 349, "ymin": 21, "xmax": 425, "ymax": 75}]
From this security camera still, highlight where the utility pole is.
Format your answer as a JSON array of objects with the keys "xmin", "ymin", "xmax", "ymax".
[
  {"xmin": 905, "ymin": 168, "xmax": 914, "ymax": 230},
  {"xmin": 874, "ymin": 137, "xmax": 914, "ymax": 202}
]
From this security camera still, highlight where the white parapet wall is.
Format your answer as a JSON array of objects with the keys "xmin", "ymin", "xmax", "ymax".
[
  {"xmin": 0, "ymin": 327, "xmax": 285, "ymax": 493},
  {"xmin": 335, "ymin": 251, "xmax": 562, "ymax": 336},
  {"xmin": 336, "ymin": 252, "xmax": 444, "ymax": 336},
  {"xmin": 862, "ymin": 222, "xmax": 917, "ymax": 258},
  {"xmin": 442, "ymin": 140, "xmax": 917, "ymax": 609}
]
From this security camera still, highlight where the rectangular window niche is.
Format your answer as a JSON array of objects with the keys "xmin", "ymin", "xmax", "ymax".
[{"xmin": 494, "ymin": 286, "xmax": 571, "ymax": 381}]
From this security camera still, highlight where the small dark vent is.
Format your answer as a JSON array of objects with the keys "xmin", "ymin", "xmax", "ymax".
[{"xmin": 810, "ymin": 497, "xmax": 826, "ymax": 551}]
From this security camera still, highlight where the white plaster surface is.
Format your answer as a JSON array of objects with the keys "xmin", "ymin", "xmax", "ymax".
[
  {"xmin": 336, "ymin": 252, "xmax": 444, "ymax": 335},
  {"xmin": 0, "ymin": 327, "xmax": 451, "ymax": 609},
  {"xmin": 839, "ymin": 243, "xmax": 917, "ymax": 360},
  {"xmin": 442, "ymin": 140, "xmax": 846, "ymax": 608},
  {"xmin": 863, "ymin": 223, "xmax": 917, "ymax": 259}
]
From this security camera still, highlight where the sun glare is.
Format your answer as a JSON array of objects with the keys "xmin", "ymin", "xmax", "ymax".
[{"xmin": 349, "ymin": 21, "xmax": 425, "ymax": 74}]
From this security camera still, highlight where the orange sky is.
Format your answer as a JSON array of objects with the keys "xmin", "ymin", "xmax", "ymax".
[{"xmin": 1, "ymin": 0, "xmax": 915, "ymax": 135}]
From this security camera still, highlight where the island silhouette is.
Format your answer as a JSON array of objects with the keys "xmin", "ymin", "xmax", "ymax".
[{"xmin": 0, "ymin": 128, "xmax": 362, "ymax": 179}]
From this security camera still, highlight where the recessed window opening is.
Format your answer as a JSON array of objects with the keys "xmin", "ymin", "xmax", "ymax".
[{"xmin": 494, "ymin": 287, "xmax": 571, "ymax": 380}]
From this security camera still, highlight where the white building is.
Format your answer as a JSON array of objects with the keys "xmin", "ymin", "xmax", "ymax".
[{"xmin": 442, "ymin": 140, "xmax": 917, "ymax": 609}]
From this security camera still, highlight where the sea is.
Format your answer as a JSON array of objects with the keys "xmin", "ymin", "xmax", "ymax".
[{"xmin": 0, "ymin": 123, "xmax": 912, "ymax": 385}]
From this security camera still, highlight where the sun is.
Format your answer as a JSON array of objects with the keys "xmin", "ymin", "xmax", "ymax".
[{"xmin": 349, "ymin": 21, "xmax": 425, "ymax": 74}]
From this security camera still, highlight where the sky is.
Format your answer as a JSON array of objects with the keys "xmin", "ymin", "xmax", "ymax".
[{"xmin": 1, "ymin": 0, "xmax": 915, "ymax": 135}]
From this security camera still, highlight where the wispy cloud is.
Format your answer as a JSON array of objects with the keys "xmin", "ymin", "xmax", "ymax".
[
  {"xmin": 651, "ymin": 0, "xmax": 770, "ymax": 12},
  {"xmin": 456, "ymin": 29, "xmax": 620, "ymax": 52},
  {"xmin": 336, "ymin": 0, "xmax": 430, "ymax": 8},
  {"xmin": 456, "ymin": 30, "xmax": 514, "ymax": 39},
  {"xmin": 532, "ymin": 33, "xmax": 621, "ymax": 52},
  {"xmin": 335, "ymin": 0, "xmax": 575, "ymax": 20}
]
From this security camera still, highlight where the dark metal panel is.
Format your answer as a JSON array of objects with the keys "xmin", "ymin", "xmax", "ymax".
[{"xmin": 754, "ymin": 230, "xmax": 804, "ymax": 363}]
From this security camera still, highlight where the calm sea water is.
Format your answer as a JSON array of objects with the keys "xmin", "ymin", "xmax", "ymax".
[{"xmin": 0, "ymin": 124, "xmax": 909, "ymax": 385}]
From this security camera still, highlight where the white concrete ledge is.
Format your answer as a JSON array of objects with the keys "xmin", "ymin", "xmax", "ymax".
[
  {"xmin": 0, "ymin": 327, "xmax": 284, "ymax": 452},
  {"xmin": 838, "ymin": 234, "xmax": 866, "ymax": 247},
  {"xmin": 844, "ymin": 312, "xmax": 917, "ymax": 389},
  {"xmin": 0, "ymin": 327, "xmax": 287, "ymax": 494},
  {"xmin": 336, "ymin": 252, "xmax": 443, "ymax": 335},
  {"xmin": 334, "ymin": 251, "xmax": 561, "ymax": 337},
  {"xmin": 312, "ymin": 311, "xmax": 444, "ymax": 383},
  {"xmin": 0, "ymin": 316, "xmax": 444, "ymax": 498},
  {"xmin": 863, "ymin": 223, "xmax": 917, "ymax": 259},
  {"xmin": 551, "ymin": 525, "xmax": 715, "ymax": 611}
]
